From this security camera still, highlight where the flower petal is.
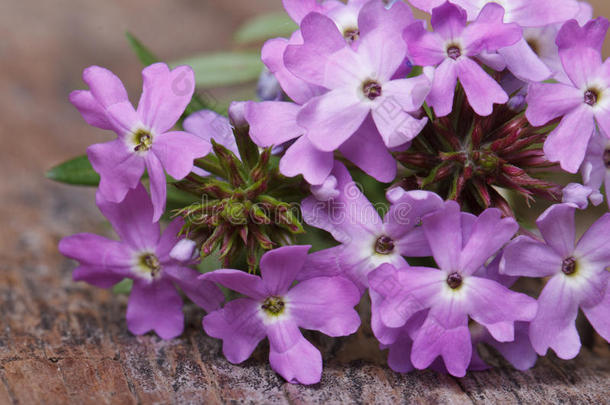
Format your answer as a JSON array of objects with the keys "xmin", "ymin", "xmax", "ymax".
[
  {"xmin": 286, "ymin": 276, "xmax": 361, "ymax": 336},
  {"xmin": 145, "ymin": 153, "xmax": 167, "ymax": 223},
  {"xmin": 411, "ymin": 315, "xmax": 471, "ymax": 377},
  {"xmin": 299, "ymin": 89, "xmax": 370, "ymax": 152},
  {"xmin": 127, "ymin": 279, "xmax": 184, "ymax": 339},
  {"xmin": 69, "ymin": 90, "xmax": 113, "ymax": 130},
  {"xmin": 525, "ymin": 82, "xmax": 584, "ymax": 126},
  {"xmin": 529, "ymin": 275, "xmax": 581, "ymax": 359},
  {"xmin": 338, "ymin": 116, "xmax": 397, "ymax": 183},
  {"xmin": 137, "ymin": 63, "xmax": 194, "ymax": 133},
  {"xmin": 500, "ymin": 235, "xmax": 563, "ymax": 278},
  {"xmin": 456, "ymin": 57, "xmax": 508, "ymax": 117},
  {"xmin": 87, "ymin": 140, "xmax": 145, "ymax": 204},
  {"xmin": 200, "ymin": 269, "xmax": 267, "ymax": 299},
  {"xmin": 582, "ymin": 287, "xmax": 610, "ymax": 342},
  {"xmin": 458, "ymin": 208, "xmax": 518, "ymax": 275},
  {"xmin": 268, "ymin": 334, "xmax": 322, "ymax": 385},
  {"xmin": 430, "ymin": 2, "xmax": 467, "ymax": 41},
  {"xmin": 427, "ymin": 59, "xmax": 458, "ymax": 117},
  {"xmin": 422, "ymin": 201, "xmax": 462, "ymax": 272},
  {"xmin": 372, "ymin": 101, "xmax": 427, "ymax": 148},
  {"xmin": 244, "ymin": 101, "xmax": 304, "ymax": 147},
  {"xmin": 260, "ymin": 245, "xmax": 311, "ymax": 295},
  {"xmin": 96, "ymin": 183, "xmax": 160, "ymax": 251},
  {"xmin": 575, "ymin": 213, "xmax": 610, "ymax": 265},
  {"xmin": 498, "ymin": 38, "xmax": 552, "ymax": 82},
  {"xmin": 203, "ymin": 298, "xmax": 266, "ymax": 363},
  {"xmin": 279, "ymin": 136, "xmax": 334, "ymax": 185},
  {"xmin": 543, "ymin": 105, "xmax": 596, "ymax": 173},
  {"xmin": 164, "ymin": 266, "xmax": 224, "ymax": 312},
  {"xmin": 152, "ymin": 131, "xmax": 211, "ymax": 180},
  {"xmin": 536, "ymin": 203, "xmax": 576, "ymax": 258}
]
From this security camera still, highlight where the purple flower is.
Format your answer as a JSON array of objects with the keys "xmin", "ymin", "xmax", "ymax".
[
  {"xmin": 580, "ymin": 132, "xmax": 610, "ymax": 207},
  {"xmin": 201, "ymin": 246, "xmax": 361, "ymax": 384},
  {"xmin": 409, "ymin": 0, "xmax": 581, "ymax": 82},
  {"xmin": 301, "ymin": 161, "xmax": 444, "ymax": 291},
  {"xmin": 70, "ymin": 63, "xmax": 211, "ymax": 221},
  {"xmin": 59, "ymin": 184, "xmax": 224, "ymax": 339},
  {"xmin": 246, "ymin": 3, "xmax": 422, "ymax": 185},
  {"xmin": 368, "ymin": 201, "xmax": 537, "ymax": 377},
  {"xmin": 525, "ymin": 18, "xmax": 610, "ymax": 173},
  {"xmin": 500, "ymin": 203, "xmax": 610, "ymax": 359},
  {"xmin": 404, "ymin": 2, "xmax": 522, "ymax": 117},
  {"xmin": 287, "ymin": 22, "xmax": 430, "ymax": 150}
]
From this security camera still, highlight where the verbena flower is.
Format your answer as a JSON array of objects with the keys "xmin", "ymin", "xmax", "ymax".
[
  {"xmin": 404, "ymin": 2, "xmax": 522, "ymax": 117},
  {"xmin": 409, "ymin": 0, "xmax": 581, "ymax": 82},
  {"xmin": 500, "ymin": 203, "xmax": 610, "ymax": 359},
  {"xmin": 201, "ymin": 246, "xmax": 361, "ymax": 384},
  {"xmin": 70, "ymin": 63, "xmax": 211, "ymax": 221},
  {"xmin": 246, "ymin": 2, "xmax": 421, "ymax": 184},
  {"xmin": 59, "ymin": 184, "xmax": 224, "ymax": 339},
  {"xmin": 525, "ymin": 17, "xmax": 610, "ymax": 173},
  {"xmin": 368, "ymin": 201, "xmax": 537, "ymax": 377},
  {"xmin": 300, "ymin": 161, "xmax": 443, "ymax": 291}
]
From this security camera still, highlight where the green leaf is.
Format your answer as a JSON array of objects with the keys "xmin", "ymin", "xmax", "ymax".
[
  {"xmin": 173, "ymin": 52, "xmax": 263, "ymax": 88},
  {"xmin": 234, "ymin": 12, "xmax": 298, "ymax": 44},
  {"xmin": 112, "ymin": 278, "xmax": 133, "ymax": 295},
  {"xmin": 126, "ymin": 31, "xmax": 159, "ymax": 66},
  {"xmin": 46, "ymin": 155, "xmax": 100, "ymax": 186}
]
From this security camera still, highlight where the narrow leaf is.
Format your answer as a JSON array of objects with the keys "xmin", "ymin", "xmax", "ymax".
[
  {"xmin": 46, "ymin": 155, "xmax": 100, "ymax": 186},
  {"xmin": 126, "ymin": 32, "xmax": 158, "ymax": 66},
  {"xmin": 173, "ymin": 52, "xmax": 263, "ymax": 88},
  {"xmin": 234, "ymin": 12, "xmax": 298, "ymax": 44}
]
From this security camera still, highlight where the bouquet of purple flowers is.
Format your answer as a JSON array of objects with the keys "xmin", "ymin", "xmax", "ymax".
[{"xmin": 49, "ymin": 0, "xmax": 610, "ymax": 385}]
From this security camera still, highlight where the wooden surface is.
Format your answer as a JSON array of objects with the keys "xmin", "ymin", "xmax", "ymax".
[{"xmin": 1, "ymin": 1, "xmax": 610, "ymax": 404}]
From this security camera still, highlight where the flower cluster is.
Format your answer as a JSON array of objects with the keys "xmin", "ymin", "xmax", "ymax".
[{"xmin": 57, "ymin": 0, "xmax": 610, "ymax": 385}]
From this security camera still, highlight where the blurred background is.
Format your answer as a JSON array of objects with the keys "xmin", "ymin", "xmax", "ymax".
[{"xmin": 0, "ymin": 0, "xmax": 609, "ymax": 247}]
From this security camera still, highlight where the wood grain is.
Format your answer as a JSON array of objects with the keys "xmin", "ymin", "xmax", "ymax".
[{"xmin": 0, "ymin": 1, "xmax": 609, "ymax": 404}]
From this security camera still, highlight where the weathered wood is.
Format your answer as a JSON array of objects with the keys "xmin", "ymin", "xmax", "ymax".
[
  {"xmin": 1, "ymin": 0, "xmax": 609, "ymax": 403},
  {"xmin": 0, "ymin": 183, "xmax": 608, "ymax": 404}
]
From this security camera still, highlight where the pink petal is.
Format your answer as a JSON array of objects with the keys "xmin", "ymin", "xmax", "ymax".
[
  {"xmin": 411, "ymin": 315, "xmax": 471, "ymax": 377},
  {"xmin": 358, "ymin": 0, "xmax": 415, "ymax": 38},
  {"xmin": 338, "ymin": 116, "xmax": 397, "ymax": 183},
  {"xmin": 268, "ymin": 334, "xmax": 322, "ymax": 385},
  {"xmin": 462, "ymin": 3, "xmax": 522, "ymax": 54},
  {"xmin": 152, "ymin": 131, "xmax": 211, "ymax": 180},
  {"xmin": 282, "ymin": 0, "xmax": 322, "ymax": 23},
  {"xmin": 382, "ymin": 75, "xmax": 431, "ymax": 112},
  {"xmin": 500, "ymin": 235, "xmax": 563, "ymax": 278},
  {"xmin": 458, "ymin": 208, "xmax": 518, "ymax": 275},
  {"xmin": 525, "ymin": 82, "xmax": 583, "ymax": 126},
  {"xmin": 575, "ymin": 213, "xmax": 610, "ymax": 265},
  {"xmin": 182, "ymin": 110, "xmax": 238, "ymax": 156},
  {"xmin": 430, "ymin": 2, "xmax": 467, "ymax": 41},
  {"xmin": 202, "ymin": 298, "xmax": 266, "ymax": 363},
  {"xmin": 372, "ymin": 101, "xmax": 427, "ymax": 148},
  {"xmin": 279, "ymin": 136, "xmax": 334, "ymax": 185},
  {"xmin": 164, "ymin": 266, "xmax": 224, "ymax": 312},
  {"xmin": 529, "ymin": 275, "xmax": 581, "ymax": 359},
  {"xmin": 427, "ymin": 59, "xmax": 458, "ymax": 117},
  {"xmin": 96, "ymin": 183, "xmax": 160, "ymax": 251},
  {"xmin": 69, "ymin": 90, "xmax": 113, "ymax": 130},
  {"xmin": 422, "ymin": 201, "xmax": 462, "ymax": 272},
  {"xmin": 582, "ymin": 288, "xmax": 610, "ymax": 342},
  {"xmin": 286, "ymin": 276, "xmax": 361, "ymax": 336},
  {"xmin": 357, "ymin": 27, "xmax": 407, "ymax": 82},
  {"xmin": 244, "ymin": 101, "xmax": 304, "ymax": 147},
  {"xmin": 299, "ymin": 89, "xmax": 370, "ymax": 151},
  {"xmin": 499, "ymin": 38, "xmax": 552, "ymax": 82},
  {"xmin": 403, "ymin": 22, "xmax": 446, "ymax": 66},
  {"xmin": 543, "ymin": 105, "xmax": 595, "ymax": 173},
  {"xmin": 536, "ymin": 203, "xmax": 576, "ymax": 258},
  {"xmin": 127, "ymin": 279, "xmax": 184, "ymax": 339},
  {"xmin": 199, "ymin": 269, "xmax": 267, "ymax": 299},
  {"xmin": 87, "ymin": 140, "xmax": 145, "ymax": 204},
  {"xmin": 145, "ymin": 153, "xmax": 167, "ymax": 222},
  {"xmin": 260, "ymin": 245, "xmax": 311, "ymax": 295},
  {"xmin": 82, "ymin": 65, "xmax": 130, "ymax": 108},
  {"xmin": 137, "ymin": 63, "xmax": 195, "ymax": 133},
  {"xmin": 456, "ymin": 57, "xmax": 508, "ymax": 117},
  {"xmin": 465, "ymin": 277, "xmax": 538, "ymax": 341}
]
